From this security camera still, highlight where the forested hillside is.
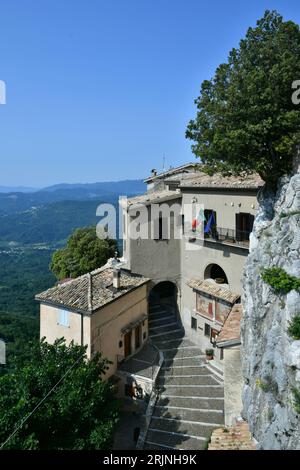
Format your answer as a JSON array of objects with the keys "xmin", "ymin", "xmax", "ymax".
[{"xmin": 0, "ymin": 179, "xmax": 142, "ymax": 372}]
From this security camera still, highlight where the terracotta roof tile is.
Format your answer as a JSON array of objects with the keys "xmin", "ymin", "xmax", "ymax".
[
  {"xmin": 187, "ymin": 278, "xmax": 240, "ymax": 304},
  {"xmin": 216, "ymin": 304, "xmax": 242, "ymax": 345},
  {"xmin": 127, "ymin": 189, "xmax": 182, "ymax": 207},
  {"xmin": 180, "ymin": 172, "xmax": 264, "ymax": 190},
  {"xmin": 208, "ymin": 421, "xmax": 256, "ymax": 450},
  {"xmin": 36, "ymin": 267, "xmax": 149, "ymax": 313}
]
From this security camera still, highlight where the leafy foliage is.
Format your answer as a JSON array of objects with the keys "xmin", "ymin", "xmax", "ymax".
[
  {"xmin": 256, "ymin": 376, "xmax": 278, "ymax": 395},
  {"xmin": 261, "ymin": 267, "xmax": 300, "ymax": 294},
  {"xmin": 50, "ymin": 227, "xmax": 118, "ymax": 280},
  {"xmin": 0, "ymin": 248, "xmax": 56, "ymax": 317},
  {"xmin": 0, "ymin": 338, "xmax": 119, "ymax": 449},
  {"xmin": 0, "ymin": 314, "xmax": 39, "ymax": 375},
  {"xmin": 186, "ymin": 10, "xmax": 300, "ymax": 186},
  {"xmin": 291, "ymin": 388, "xmax": 300, "ymax": 414},
  {"xmin": 288, "ymin": 316, "xmax": 300, "ymax": 340}
]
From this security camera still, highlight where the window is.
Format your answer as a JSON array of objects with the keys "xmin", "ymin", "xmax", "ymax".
[
  {"xmin": 204, "ymin": 209, "xmax": 217, "ymax": 235},
  {"xmin": 204, "ymin": 323, "xmax": 211, "ymax": 337},
  {"xmin": 58, "ymin": 309, "xmax": 69, "ymax": 327},
  {"xmin": 191, "ymin": 317, "xmax": 197, "ymax": 330},
  {"xmin": 210, "ymin": 328, "xmax": 219, "ymax": 345},
  {"xmin": 159, "ymin": 214, "xmax": 163, "ymax": 239},
  {"xmin": 236, "ymin": 212, "xmax": 255, "ymax": 241}
]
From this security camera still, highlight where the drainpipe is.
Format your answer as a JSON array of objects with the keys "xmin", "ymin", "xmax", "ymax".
[{"xmin": 81, "ymin": 313, "xmax": 84, "ymax": 347}]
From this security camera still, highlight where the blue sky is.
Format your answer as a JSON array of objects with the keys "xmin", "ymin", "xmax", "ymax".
[{"xmin": 0, "ymin": 0, "xmax": 299, "ymax": 187}]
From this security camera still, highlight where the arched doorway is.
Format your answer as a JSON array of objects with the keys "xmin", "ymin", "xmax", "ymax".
[
  {"xmin": 204, "ymin": 264, "xmax": 228, "ymax": 284},
  {"xmin": 148, "ymin": 281, "xmax": 178, "ymax": 311}
]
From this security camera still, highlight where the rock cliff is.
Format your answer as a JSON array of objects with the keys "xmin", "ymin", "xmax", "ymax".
[{"xmin": 242, "ymin": 173, "xmax": 300, "ymax": 449}]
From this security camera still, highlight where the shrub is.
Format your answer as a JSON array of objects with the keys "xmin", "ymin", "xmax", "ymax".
[
  {"xmin": 261, "ymin": 267, "xmax": 300, "ymax": 294},
  {"xmin": 256, "ymin": 376, "xmax": 278, "ymax": 395},
  {"xmin": 279, "ymin": 211, "xmax": 300, "ymax": 219},
  {"xmin": 205, "ymin": 349, "xmax": 214, "ymax": 357},
  {"xmin": 292, "ymin": 388, "xmax": 300, "ymax": 414},
  {"xmin": 288, "ymin": 316, "xmax": 300, "ymax": 340}
]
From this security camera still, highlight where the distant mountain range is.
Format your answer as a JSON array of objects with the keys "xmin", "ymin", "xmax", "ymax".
[
  {"xmin": 0, "ymin": 179, "xmax": 146, "ymax": 214},
  {"xmin": 0, "ymin": 186, "xmax": 39, "ymax": 193}
]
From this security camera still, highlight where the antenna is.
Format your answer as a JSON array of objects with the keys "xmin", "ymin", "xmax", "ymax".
[{"xmin": 162, "ymin": 155, "xmax": 166, "ymax": 172}]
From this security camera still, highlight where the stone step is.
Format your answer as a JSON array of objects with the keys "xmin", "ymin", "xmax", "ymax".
[
  {"xmin": 149, "ymin": 322, "xmax": 179, "ymax": 334},
  {"xmin": 163, "ymin": 348, "xmax": 205, "ymax": 360},
  {"xmin": 163, "ymin": 356, "xmax": 206, "ymax": 368},
  {"xmin": 145, "ymin": 429, "xmax": 207, "ymax": 450},
  {"xmin": 158, "ymin": 375, "xmax": 219, "ymax": 386},
  {"xmin": 206, "ymin": 361, "xmax": 224, "ymax": 379},
  {"xmin": 162, "ymin": 365, "xmax": 211, "ymax": 376},
  {"xmin": 157, "ymin": 395, "xmax": 224, "ymax": 411},
  {"xmin": 154, "ymin": 338, "xmax": 195, "ymax": 350},
  {"xmin": 148, "ymin": 310, "xmax": 172, "ymax": 319},
  {"xmin": 153, "ymin": 406, "xmax": 224, "ymax": 425},
  {"xmin": 150, "ymin": 329, "xmax": 185, "ymax": 340},
  {"xmin": 149, "ymin": 306, "xmax": 169, "ymax": 315},
  {"xmin": 149, "ymin": 416, "xmax": 219, "ymax": 438},
  {"xmin": 159, "ymin": 385, "xmax": 224, "ymax": 398},
  {"xmin": 148, "ymin": 316, "xmax": 176, "ymax": 328}
]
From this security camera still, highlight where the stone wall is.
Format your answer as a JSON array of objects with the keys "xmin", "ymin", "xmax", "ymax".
[{"xmin": 241, "ymin": 174, "xmax": 300, "ymax": 449}]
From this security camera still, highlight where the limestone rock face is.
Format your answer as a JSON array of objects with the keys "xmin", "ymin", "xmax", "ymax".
[{"xmin": 241, "ymin": 174, "xmax": 300, "ymax": 450}]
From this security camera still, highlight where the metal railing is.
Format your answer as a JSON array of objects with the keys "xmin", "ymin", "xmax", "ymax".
[
  {"xmin": 188, "ymin": 226, "xmax": 251, "ymax": 247},
  {"xmin": 205, "ymin": 227, "xmax": 251, "ymax": 247}
]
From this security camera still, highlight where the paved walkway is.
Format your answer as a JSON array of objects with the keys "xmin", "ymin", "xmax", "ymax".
[{"xmin": 144, "ymin": 301, "xmax": 224, "ymax": 450}]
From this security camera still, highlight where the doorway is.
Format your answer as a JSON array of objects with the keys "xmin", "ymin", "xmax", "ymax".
[
  {"xmin": 135, "ymin": 325, "xmax": 141, "ymax": 350},
  {"xmin": 124, "ymin": 331, "xmax": 132, "ymax": 358}
]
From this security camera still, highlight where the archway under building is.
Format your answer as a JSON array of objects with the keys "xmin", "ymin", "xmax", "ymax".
[
  {"xmin": 148, "ymin": 281, "xmax": 178, "ymax": 313},
  {"xmin": 204, "ymin": 264, "xmax": 228, "ymax": 285}
]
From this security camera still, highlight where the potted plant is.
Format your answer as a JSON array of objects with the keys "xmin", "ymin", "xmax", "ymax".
[{"xmin": 206, "ymin": 348, "xmax": 214, "ymax": 361}]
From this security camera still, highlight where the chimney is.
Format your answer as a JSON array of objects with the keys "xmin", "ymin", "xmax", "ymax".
[
  {"xmin": 113, "ymin": 268, "xmax": 121, "ymax": 289},
  {"xmin": 87, "ymin": 273, "xmax": 93, "ymax": 311},
  {"xmin": 151, "ymin": 168, "xmax": 157, "ymax": 177}
]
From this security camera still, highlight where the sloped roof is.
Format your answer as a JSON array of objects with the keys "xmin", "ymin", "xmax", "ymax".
[
  {"xmin": 216, "ymin": 303, "xmax": 243, "ymax": 346},
  {"xmin": 127, "ymin": 189, "xmax": 182, "ymax": 207},
  {"xmin": 180, "ymin": 172, "xmax": 264, "ymax": 190},
  {"xmin": 144, "ymin": 163, "xmax": 196, "ymax": 183},
  {"xmin": 36, "ymin": 267, "xmax": 149, "ymax": 313},
  {"xmin": 187, "ymin": 278, "xmax": 240, "ymax": 304}
]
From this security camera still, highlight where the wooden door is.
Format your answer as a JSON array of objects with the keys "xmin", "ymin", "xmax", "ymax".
[
  {"xmin": 124, "ymin": 331, "xmax": 132, "ymax": 358},
  {"xmin": 135, "ymin": 325, "xmax": 141, "ymax": 350}
]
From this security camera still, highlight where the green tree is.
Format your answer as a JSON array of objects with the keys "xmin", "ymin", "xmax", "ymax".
[
  {"xmin": 186, "ymin": 10, "xmax": 300, "ymax": 186},
  {"xmin": 0, "ymin": 338, "xmax": 119, "ymax": 449},
  {"xmin": 50, "ymin": 226, "xmax": 117, "ymax": 280}
]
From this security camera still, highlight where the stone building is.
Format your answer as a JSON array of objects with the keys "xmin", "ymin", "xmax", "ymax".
[
  {"xmin": 36, "ymin": 265, "xmax": 158, "ymax": 397},
  {"xmin": 123, "ymin": 165, "xmax": 263, "ymax": 363}
]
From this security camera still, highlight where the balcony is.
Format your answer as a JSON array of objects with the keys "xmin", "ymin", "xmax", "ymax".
[
  {"xmin": 188, "ymin": 227, "xmax": 251, "ymax": 249},
  {"xmin": 205, "ymin": 227, "xmax": 250, "ymax": 248}
]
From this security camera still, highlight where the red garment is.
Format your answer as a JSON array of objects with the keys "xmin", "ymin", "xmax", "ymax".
[{"xmin": 192, "ymin": 218, "xmax": 197, "ymax": 231}]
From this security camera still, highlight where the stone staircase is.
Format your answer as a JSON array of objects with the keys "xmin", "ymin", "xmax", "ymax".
[{"xmin": 144, "ymin": 302, "xmax": 224, "ymax": 450}]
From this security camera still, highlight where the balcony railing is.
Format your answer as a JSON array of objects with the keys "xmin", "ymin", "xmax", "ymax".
[
  {"xmin": 188, "ymin": 226, "xmax": 251, "ymax": 248},
  {"xmin": 205, "ymin": 227, "xmax": 251, "ymax": 247}
]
